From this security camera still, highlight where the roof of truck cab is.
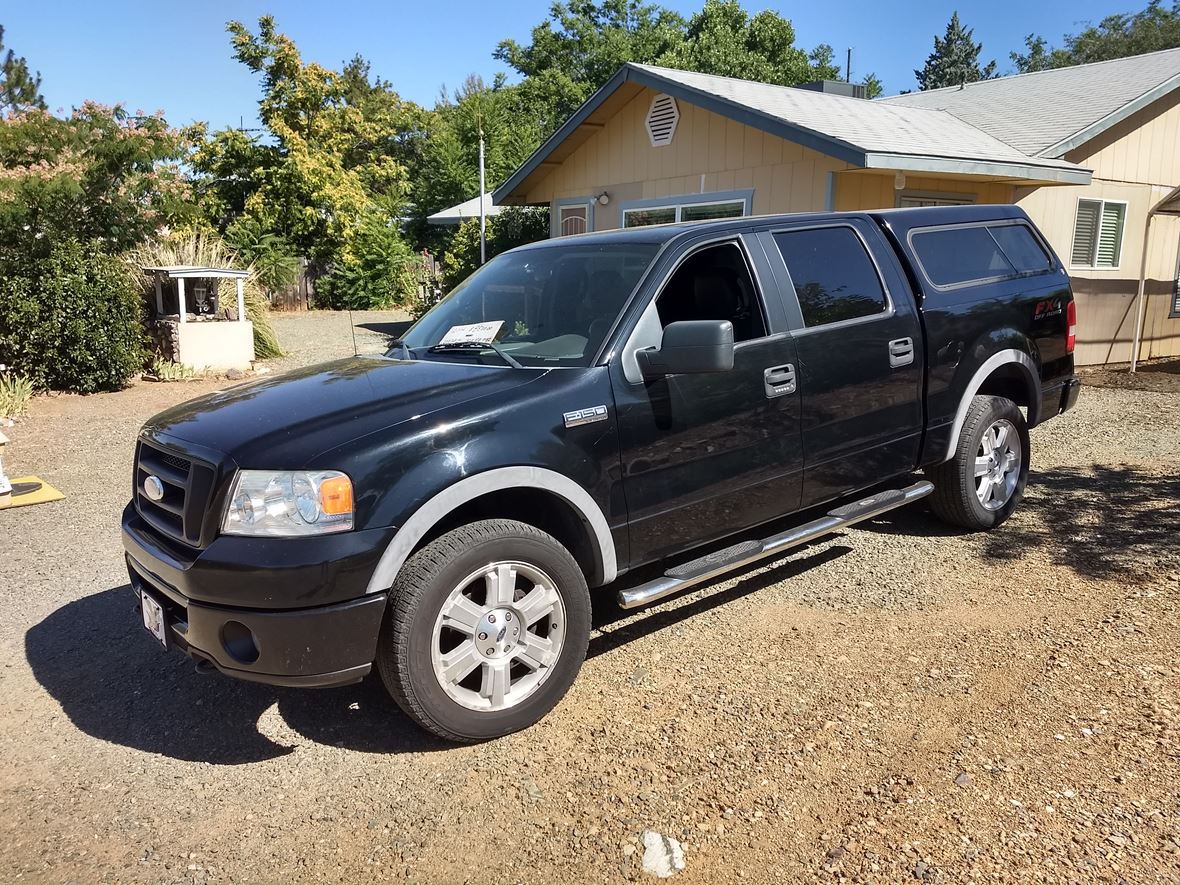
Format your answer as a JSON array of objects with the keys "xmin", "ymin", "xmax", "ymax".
[{"xmin": 513, "ymin": 204, "xmax": 1031, "ymax": 252}]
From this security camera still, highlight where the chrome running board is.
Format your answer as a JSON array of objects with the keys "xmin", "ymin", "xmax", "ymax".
[{"xmin": 616, "ymin": 480, "xmax": 934, "ymax": 610}]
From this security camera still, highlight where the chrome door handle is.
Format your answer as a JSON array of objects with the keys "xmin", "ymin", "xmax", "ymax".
[
  {"xmin": 888, "ymin": 337, "xmax": 914, "ymax": 368},
  {"xmin": 764, "ymin": 363, "xmax": 796, "ymax": 397}
]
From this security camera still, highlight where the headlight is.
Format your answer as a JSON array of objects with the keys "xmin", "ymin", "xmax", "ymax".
[{"xmin": 222, "ymin": 470, "xmax": 354, "ymax": 537}]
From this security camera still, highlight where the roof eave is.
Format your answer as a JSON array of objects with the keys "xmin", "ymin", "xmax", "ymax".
[
  {"xmin": 1037, "ymin": 70, "xmax": 1180, "ymax": 158},
  {"xmin": 864, "ymin": 153, "xmax": 1092, "ymax": 186}
]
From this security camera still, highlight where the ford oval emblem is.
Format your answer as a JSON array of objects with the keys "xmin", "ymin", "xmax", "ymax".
[{"xmin": 143, "ymin": 475, "xmax": 165, "ymax": 502}]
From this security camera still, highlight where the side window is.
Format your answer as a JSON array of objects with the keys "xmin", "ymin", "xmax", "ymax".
[
  {"xmin": 988, "ymin": 223, "xmax": 1051, "ymax": 274},
  {"xmin": 910, "ymin": 226, "xmax": 1015, "ymax": 287},
  {"xmin": 773, "ymin": 227, "xmax": 888, "ymax": 328},
  {"xmin": 655, "ymin": 243, "xmax": 767, "ymax": 342}
]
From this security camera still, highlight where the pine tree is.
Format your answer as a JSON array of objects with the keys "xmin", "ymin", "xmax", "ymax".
[
  {"xmin": 914, "ymin": 12, "xmax": 997, "ymax": 90},
  {"xmin": 0, "ymin": 26, "xmax": 46, "ymax": 115}
]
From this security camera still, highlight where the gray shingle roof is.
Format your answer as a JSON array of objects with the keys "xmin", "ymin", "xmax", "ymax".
[
  {"xmin": 879, "ymin": 47, "xmax": 1180, "ymax": 157},
  {"xmin": 630, "ymin": 64, "xmax": 1081, "ymax": 172}
]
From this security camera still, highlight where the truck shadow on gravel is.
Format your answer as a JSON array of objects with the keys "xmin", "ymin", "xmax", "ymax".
[
  {"xmin": 866, "ymin": 465, "xmax": 1179, "ymax": 582},
  {"xmin": 24, "ymin": 586, "xmax": 452, "ymax": 764}
]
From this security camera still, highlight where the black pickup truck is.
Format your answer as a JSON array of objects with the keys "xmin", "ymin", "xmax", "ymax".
[{"xmin": 123, "ymin": 204, "xmax": 1080, "ymax": 742}]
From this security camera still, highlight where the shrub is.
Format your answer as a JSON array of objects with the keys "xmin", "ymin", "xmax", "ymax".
[
  {"xmin": 441, "ymin": 206, "xmax": 549, "ymax": 288},
  {"xmin": 315, "ymin": 208, "xmax": 418, "ymax": 310},
  {"xmin": 0, "ymin": 367, "xmax": 34, "ymax": 417},
  {"xmin": 0, "ymin": 240, "xmax": 146, "ymax": 392}
]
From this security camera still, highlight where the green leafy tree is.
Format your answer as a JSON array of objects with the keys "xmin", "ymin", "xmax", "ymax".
[
  {"xmin": 0, "ymin": 25, "xmax": 45, "ymax": 115},
  {"xmin": 318, "ymin": 201, "xmax": 418, "ymax": 309},
  {"xmin": 661, "ymin": 1, "xmax": 832, "ymax": 85},
  {"xmin": 441, "ymin": 207, "xmax": 550, "ymax": 287},
  {"xmin": 915, "ymin": 12, "xmax": 997, "ymax": 90},
  {"xmin": 495, "ymin": 0, "xmax": 687, "ymax": 128},
  {"xmin": 0, "ymin": 102, "xmax": 195, "ymax": 258},
  {"xmin": 224, "ymin": 217, "xmax": 301, "ymax": 294},
  {"xmin": 861, "ymin": 72, "xmax": 884, "ymax": 99},
  {"xmin": 1014, "ymin": 1, "xmax": 1180, "ymax": 71}
]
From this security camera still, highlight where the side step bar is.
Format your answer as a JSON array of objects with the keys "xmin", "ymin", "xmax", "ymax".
[{"xmin": 617, "ymin": 480, "xmax": 934, "ymax": 610}]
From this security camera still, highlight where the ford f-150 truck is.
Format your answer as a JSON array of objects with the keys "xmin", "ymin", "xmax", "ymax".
[{"xmin": 123, "ymin": 204, "xmax": 1080, "ymax": 742}]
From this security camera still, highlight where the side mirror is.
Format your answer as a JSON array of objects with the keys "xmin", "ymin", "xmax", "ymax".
[{"xmin": 637, "ymin": 320, "xmax": 735, "ymax": 378}]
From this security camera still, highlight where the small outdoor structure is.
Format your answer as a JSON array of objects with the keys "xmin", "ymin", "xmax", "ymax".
[{"xmin": 143, "ymin": 266, "xmax": 255, "ymax": 371}]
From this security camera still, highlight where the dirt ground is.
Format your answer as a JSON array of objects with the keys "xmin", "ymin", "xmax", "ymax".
[{"xmin": 1, "ymin": 315, "xmax": 1178, "ymax": 884}]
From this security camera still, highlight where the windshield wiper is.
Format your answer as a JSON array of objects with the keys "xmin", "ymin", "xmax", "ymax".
[{"xmin": 427, "ymin": 341, "xmax": 524, "ymax": 369}]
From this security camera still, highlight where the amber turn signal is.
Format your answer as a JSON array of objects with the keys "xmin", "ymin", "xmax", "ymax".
[{"xmin": 319, "ymin": 475, "xmax": 353, "ymax": 516}]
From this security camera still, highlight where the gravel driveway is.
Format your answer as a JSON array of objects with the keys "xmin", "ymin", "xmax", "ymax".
[{"xmin": 1, "ymin": 314, "xmax": 1177, "ymax": 883}]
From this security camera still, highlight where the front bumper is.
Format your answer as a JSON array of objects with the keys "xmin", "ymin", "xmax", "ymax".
[{"xmin": 122, "ymin": 505, "xmax": 389, "ymax": 687}]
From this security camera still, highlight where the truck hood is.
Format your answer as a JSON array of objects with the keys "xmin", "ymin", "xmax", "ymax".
[{"xmin": 143, "ymin": 356, "xmax": 544, "ymax": 468}]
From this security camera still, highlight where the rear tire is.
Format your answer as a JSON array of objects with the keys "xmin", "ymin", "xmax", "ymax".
[
  {"xmin": 929, "ymin": 395, "xmax": 1029, "ymax": 531},
  {"xmin": 376, "ymin": 519, "xmax": 591, "ymax": 743}
]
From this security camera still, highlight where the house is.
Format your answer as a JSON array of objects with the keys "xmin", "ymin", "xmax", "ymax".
[{"xmin": 493, "ymin": 51, "xmax": 1180, "ymax": 366}]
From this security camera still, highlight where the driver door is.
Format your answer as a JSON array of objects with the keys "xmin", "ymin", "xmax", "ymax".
[{"xmin": 609, "ymin": 237, "xmax": 803, "ymax": 568}]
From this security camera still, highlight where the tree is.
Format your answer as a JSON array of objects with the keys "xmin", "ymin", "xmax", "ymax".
[
  {"xmin": 191, "ymin": 17, "xmax": 425, "ymax": 306},
  {"xmin": 441, "ymin": 207, "xmax": 549, "ymax": 287},
  {"xmin": 661, "ymin": 1, "xmax": 833, "ymax": 85},
  {"xmin": 861, "ymin": 72, "xmax": 884, "ymax": 99},
  {"xmin": 915, "ymin": 12, "xmax": 997, "ymax": 90},
  {"xmin": 1014, "ymin": 1, "xmax": 1180, "ymax": 71},
  {"xmin": 0, "ymin": 25, "xmax": 45, "ymax": 115},
  {"xmin": 1010, "ymin": 34, "xmax": 1056, "ymax": 73},
  {"xmin": 0, "ymin": 102, "xmax": 195, "ymax": 258}
]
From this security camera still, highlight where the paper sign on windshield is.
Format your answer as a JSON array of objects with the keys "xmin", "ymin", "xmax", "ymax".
[{"xmin": 438, "ymin": 321, "xmax": 504, "ymax": 346}]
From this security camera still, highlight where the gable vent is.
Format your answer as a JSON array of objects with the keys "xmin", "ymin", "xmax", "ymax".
[{"xmin": 646, "ymin": 93, "xmax": 680, "ymax": 147}]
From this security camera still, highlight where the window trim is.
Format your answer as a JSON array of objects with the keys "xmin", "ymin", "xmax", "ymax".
[
  {"xmin": 1069, "ymin": 197, "xmax": 1128, "ymax": 271},
  {"xmin": 906, "ymin": 219, "xmax": 1056, "ymax": 293},
  {"xmin": 768, "ymin": 221, "xmax": 895, "ymax": 335},
  {"xmin": 1171, "ymin": 237, "xmax": 1180, "ymax": 319},
  {"xmin": 618, "ymin": 234, "xmax": 771, "ymax": 384},
  {"xmin": 618, "ymin": 189, "xmax": 754, "ymax": 229},
  {"xmin": 553, "ymin": 196, "xmax": 595, "ymax": 238},
  {"xmin": 897, "ymin": 190, "xmax": 977, "ymax": 208}
]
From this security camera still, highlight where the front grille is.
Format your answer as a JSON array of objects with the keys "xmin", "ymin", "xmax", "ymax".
[{"xmin": 134, "ymin": 439, "xmax": 217, "ymax": 548}]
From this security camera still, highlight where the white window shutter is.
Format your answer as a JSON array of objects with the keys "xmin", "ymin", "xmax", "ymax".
[
  {"xmin": 1072, "ymin": 200, "xmax": 1100, "ymax": 267},
  {"xmin": 1096, "ymin": 202, "xmax": 1125, "ymax": 267},
  {"xmin": 646, "ymin": 94, "xmax": 679, "ymax": 147}
]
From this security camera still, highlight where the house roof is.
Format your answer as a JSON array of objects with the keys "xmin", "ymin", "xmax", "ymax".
[
  {"xmin": 495, "ymin": 63, "xmax": 1090, "ymax": 204},
  {"xmin": 880, "ymin": 47, "xmax": 1180, "ymax": 158},
  {"xmin": 426, "ymin": 194, "xmax": 502, "ymax": 226}
]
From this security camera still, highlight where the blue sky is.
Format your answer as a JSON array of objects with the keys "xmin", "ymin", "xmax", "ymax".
[{"xmin": 6, "ymin": 1, "xmax": 1126, "ymax": 129}]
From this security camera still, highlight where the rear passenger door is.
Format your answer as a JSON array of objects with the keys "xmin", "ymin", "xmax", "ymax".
[{"xmin": 758, "ymin": 220, "xmax": 924, "ymax": 508}]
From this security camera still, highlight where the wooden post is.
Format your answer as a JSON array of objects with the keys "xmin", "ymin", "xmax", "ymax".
[
  {"xmin": 177, "ymin": 277, "xmax": 187, "ymax": 323},
  {"xmin": 236, "ymin": 278, "xmax": 246, "ymax": 323},
  {"xmin": 153, "ymin": 276, "xmax": 163, "ymax": 315}
]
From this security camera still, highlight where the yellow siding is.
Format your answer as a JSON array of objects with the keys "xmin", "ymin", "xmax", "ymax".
[
  {"xmin": 523, "ymin": 87, "xmax": 852, "ymax": 227},
  {"xmin": 833, "ymin": 172, "xmax": 1014, "ymax": 210},
  {"xmin": 1017, "ymin": 181, "xmax": 1180, "ymax": 364},
  {"xmin": 1068, "ymin": 89, "xmax": 1180, "ymax": 186}
]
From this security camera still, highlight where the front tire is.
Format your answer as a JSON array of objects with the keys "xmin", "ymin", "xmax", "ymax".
[
  {"xmin": 929, "ymin": 395, "xmax": 1030, "ymax": 531},
  {"xmin": 376, "ymin": 519, "xmax": 591, "ymax": 742}
]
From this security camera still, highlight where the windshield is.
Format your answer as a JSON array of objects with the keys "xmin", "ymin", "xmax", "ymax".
[{"xmin": 400, "ymin": 243, "xmax": 660, "ymax": 368}]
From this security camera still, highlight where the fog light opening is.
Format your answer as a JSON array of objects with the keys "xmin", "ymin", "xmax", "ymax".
[{"xmin": 220, "ymin": 620, "xmax": 260, "ymax": 664}]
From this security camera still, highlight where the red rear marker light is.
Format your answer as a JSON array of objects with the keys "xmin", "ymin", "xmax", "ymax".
[{"xmin": 1066, "ymin": 300, "xmax": 1077, "ymax": 354}]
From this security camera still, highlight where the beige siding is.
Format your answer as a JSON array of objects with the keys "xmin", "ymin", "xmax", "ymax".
[
  {"xmin": 523, "ymin": 87, "xmax": 852, "ymax": 228},
  {"xmin": 1017, "ymin": 181, "xmax": 1180, "ymax": 364},
  {"xmin": 1068, "ymin": 89, "xmax": 1180, "ymax": 186},
  {"xmin": 834, "ymin": 172, "xmax": 1014, "ymax": 210}
]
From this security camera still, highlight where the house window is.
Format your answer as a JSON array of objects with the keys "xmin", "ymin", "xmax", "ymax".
[
  {"xmin": 1172, "ymin": 238, "xmax": 1180, "ymax": 318},
  {"xmin": 623, "ymin": 197, "xmax": 746, "ymax": 228},
  {"xmin": 1071, "ymin": 198, "xmax": 1126, "ymax": 269},
  {"xmin": 558, "ymin": 203, "xmax": 591, "ymax": 236},
  {"xmin": 898, "ymin": 193, "xmax": 975, "ymax": 208}
]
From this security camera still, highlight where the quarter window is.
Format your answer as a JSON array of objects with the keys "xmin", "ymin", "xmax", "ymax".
[
  {"xmin": 989, "ymin": 224, "xmax": 1051, "ymax": 274},
  {"xmin": 773, "ymin": 227, "xmax": 888, "ymax": 328},
  {"xmin": 1071, "ymin": 199, "xmax": 1126, "ymax": 268}
]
